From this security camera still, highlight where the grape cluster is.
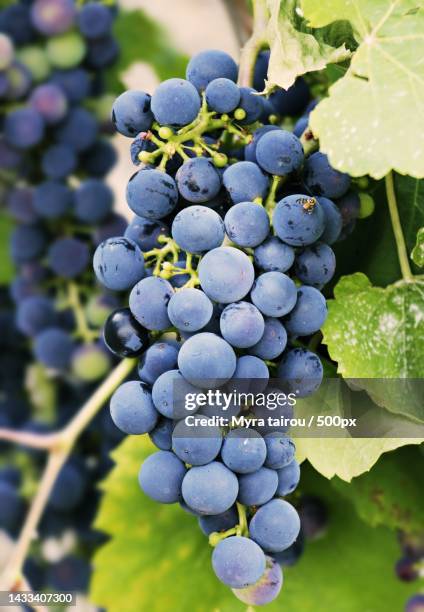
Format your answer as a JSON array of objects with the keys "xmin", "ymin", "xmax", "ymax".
[
  {"xmin": 94, "ymin": 47, "xmax": 364, "ymax": 604},
  {"xmin": 1, "ymin": 0, "xmax": 126, "ymax": 382}
]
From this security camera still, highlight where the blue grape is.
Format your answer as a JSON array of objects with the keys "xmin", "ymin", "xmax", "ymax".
[
  {"xmin": 103, "ymin": 308, "xmax": 149, "ymax": 358},
  {"xmin": 151, "ymin": 78, "xmax": 200, "ymax": 127},
  {"xmin": 172, "ymin": 419, "xmax": 222, "ymax": 465},
  {"xmin": 49, "ymin": 462, "xmax": 85, "ymax": 511},
  {"xmin": 232, "ymin": 556, "xmax": 283, "ymax": 605},
  {"xmin": 110, "ymin": 381, "xmax": 158, "ymax": 435},
  {"xmin": 198, "ymin": 506, "xmax": 238, "ymax": 536},
  {"xmin": 10, "ymin": 225, "xmax": 46, "ymax": 263},
  {"xmin": 7, "ymin": 187, "xmax": 37, "ymax": 224},
  {"xmin": 250, "ymin": 498, "xmax": 301, "ymax": 552},
  {"xmin": 293, "ymin": 115, "xmax": 309, "ymax": 137},
  {"xmin": 212, "ymin": 536, "xmax": 265, "ymax": 588},
  {"xmin": 238, "ymin": 467, "xmax": 278, "ymax": 506},
  {"xmin": 250, "ymin": 317, "xmax": 287, "ymax": 360},
  {"xmin": 74, "ymin": 179, "xmax": 114, "ymax": 224},
  {"xmin": 0, "ymin": 480, "xmax": 24, "ymax": 534},
  {"xmin": 303, "ymin": 152, "xmax": 351, "ymax": 198},
  {"xmin": 48, "ymin": 237, "xmax": 89, "ymax": 279},
  {"xmin": 130, "ymin": 133, "xmax": 156, "ymax": 165},
  {"xmin": 294, "ymin": 242, "xmax": 336, "ymax": 286},
  {"xmin": 238, "ymin": 87, "xmax": 264, "ymax": 124},
  {"xmin": 129, "ymin": 276, "xmax": 174, "ymax": 330},
  {"xmin": 264, "ymin": 433, "xmax": 296, "ymax": 469},
  {"xmin": 56, "ymin": 107, "xmax": 98, "ymax": 152},
  {"xmin": 221, "ymin": 428, "xmax": 267, "ymax": 474},
  {"xmin": 138, "ymin": 341, "xmax": 179, "ymax": 385},
  {"xmin": 273, "ymin": 194, "xmax": 325, "ymax": 246},
  {"xmin": 205, "ymin": 78, "xmax": 240, "ymax": 113},
  {"xmin": 223, "ymin": 161, "xmax": 269, "ymax": 204},
  {"xmin": 317, "ymin": 196, "xmax": 343, "ymax": 244},
  {"xmin": 124, "ymin": 215, "xmax": 169, "ymax": 252},
  {"xmin": 182, "ymin": 461, "xmax": 238, "ymax": 515},
  {"xmin": 30, "ymin": 0, "xmax": 75, "ymax": 35},
  {"xmin": 337, "ymin": 190, "xmax": 360, "ymax": 225},
  {"xmin": 4, "ymin": 61, "xmax": 32, "ymax": 100},
  {"xmin": 82, "ymin": 140, "xmax": 117, "ymax": 177},
  {"xmin": 198, "ymin": 246, "xmax": 255, "ymax": 303},
  {"xmin": 232, "ymin": 355, "xmax": 269, "ymax": 393},
  {"xmin": 273, "ymin": 533, "xmax": 304, "ymax": 566},
  {"xmin": 4, "ymin": 108, "xmax": 44, "ymax": 149},
  {"xmin": 171, "ymin": 205, "xmax": 224, "ymax": 252},
  {"xmin": 34, "ymin": 327, "xmax": 74, "ymax": 370},
  {"xmin": 29, "ymin": 83, "xmax": 67, "ymax": 124},
  {"xmin": 284, "ymin": 286, "xmax": 327, "ymax": 336},
  {"xmin": 277, "ymin": 348, "xmax": 323, "ymax": 397},
  {"xmin": 33, "ymin": 181, "xmax": 73, "ymax": 219},
  {"xmin": 220, "ymin": 301, "xmax": 264, "ymax": 348},
  {"xmin": 112, "ymin": 90, "xmax": 153, "ymax": 137},
  {"xmin": 152, "ymin": 369, "xmax": 199, "ymax": 419},
  {"xmin": 16, "ymin": 295, "xmax": 56, "ymax": 337},
  {"xmin": 50, "ymin": 68, "xmax": 90, "ymax": 103},
  {"xmin": 77, "ymin": 2, "xmax": 113, "ymax": 39},
  {"xmin": 178, "ymin": 332, "xmax": 236, "ymax": 387},
  {"xmin": 253, "ymin": 237, "xmax": 295, "ymax": 273},
  {"xmin": 176, "ymin": 158, "xmax": 222, "ymax": 204},
  {"xmin": 256, "ymin": 129, "xmax": 304, "ymax": 175},
  {"xmin": 126, "ymin": 168, "xmax": 178, "ymax": 220},
  {"xmin": 253, "ymin": 50, "xmax": 270, "ymax": 91},
  {"xmin": 224, "ymin": 202, "xmax": 269, "ymax": 248},
  {"xmin": 0, "ymin": 5, "xmax": 33, "ymax": 45},
  {"xmin": 244, "ymin": 125, "xmax": 280, "ymax": 163},
  {"xmin": 86, "ymin": 35, "xmax": 118, "ymax": 69},
  {"xmin": 251, "ymin": 271, "xmax": 297, "ymax": 317},
  {"xmin": 41, "ymin": 144, "xmax": 76, "ymax": 179},
  {"xmin": 405, "ymin": 595, "xmax": 424, "ymax": 612},
  {"xmin": 149, "ymin": 417, "xmax": 174, "ymax": 451},
  {"xmin": 269, "ymin": 78, "xmax": 310, "ymax": 116},
  {"xmin": 167, "ymin": 288, "xmax": 213, "ymax": 332},
  {"xmin": 276, "ymin": 459, "xmax": 300, "ymax": 496},
  {"xmin": 138, "ymin": 450, "xmax": 186, "ymax": 504},
  {"xmin": 47, "ymin": 556, "xmax": 90, "ymax": 592},
  {"xmin": 186, "ymin": 49, "xmax": 238, "ymax": 92}
]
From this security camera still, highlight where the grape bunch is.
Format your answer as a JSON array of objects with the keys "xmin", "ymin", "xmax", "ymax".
[
  {"xmin": 91, "ymin": 47, "xmax": 365, "ymax": 604},
  {"xmin": 0, "ymin": 0, "xmax": 127, "ymax": 383}
]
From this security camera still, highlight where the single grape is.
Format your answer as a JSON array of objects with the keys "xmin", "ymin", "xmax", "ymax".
[
  {"xmin": 30, "ymin": 0, "xmax": 75, "ymax": 35},
  {"xmin": 33, "ymin": 181, "xmax": 73, "ymax": 219},
  {"xmin": 45, "ymin": 31, "xmax": 86, "ymax": 70},
  {"xmin": 198, "ymin": 506, "xmax": 238, "ymax": 536},
  {"xmin": 110, "ymin": 381, "xmax": 158, "ymax": 435},
  {"xmin": 223, "ymin": 161, "xmax": 269, "ymax": 204},
  {"xmin": 171, "ymin": 205, "xmax": 224, "ymax": 253},
  {"xmin": 224, "ymin": 201, "xmax": 269, "ymax": 248},
  {"xmin": 71, "ymin": 343, "xmax": 111, "ymax": 382},
  {"xmin": 10, "ymin": 225, "xmax": 46, "ymax": 264},
  {"xmin": 55, "ymin": 107, "xmax": 98, "ymax": 152},
  {"xmin": 85, "ymin": 293, "xmax": 119, "ymax": 327},
  {"xmin": 254, "ymin": 236, "xmax": 295, "ymax": 273},
  {"xmin": 41, "ymin": 144, "xmax": 77, "ymax": 180},
  {"xmin": 77, "ymin": 2, "xmax": 113, "ymax": 39},
  {"xmin": 405, "ymin": 594, "xmax": 424, "ymax": 612},
  {"xmin": 212, "ymin": 536, "xmax": 266, "ymax": 588},
  {"xmin": 151, "ymin": 369, "xmax": 199, "ymax": 420},
  {"xmin": 172, "ymin": 419, "xmax": 222, "ymax": 465},
  {"xmin": 130, "ymin": 132, "xmax": 156, "ymax": 165},
  {"xmin": 182, "ymin": 461, "xmax": 238, "ymax": 515},
  {"xmin": 103, "ymin": 308, "xmax": 149, "ymax": 358},
  {"xmin": 186, "ymin": 49, "xmax": 238, "ymax": 92},
  {"xmin": 85, "ymin": 35, "xmax": 119, "ymax": 69},
  {"xmin": 238, "ymin": 467, "xmax": 278, "ymax": 506},
  {"xmin": 33, "ymin": 327, "xmax": 74, "ymax": 370},
  {"xmin": 7, "ymin": 187, "xmax": 37, "ymax": 224},
  {"xmin": 138, "ymin": 341, "xmax": 179, "ymax": 385},
  {"xmin": 112, "ymin": 90, "xmax": 153, "ymax": 137},
  {"xmin": 178, "ymin": 332, "xmax": 236, "ymax": 387},
  {"xmin": 129, "ymin": 276, "xmax": 174, "ymax": 331},
  {"xmin": 30, "ymin": 83, "xmax": 67, "ymax": 124},
  {"xmin": 4, "ymin": 108, "xmax": 45, "ymax": 149},
  {"xmin": 126, "ymin": 168, "xmax": 178, "ymax": 220},
  {"xmin": 237, "ymin": 87, "xmax": 264, "ymax": 124},
  {"xmin": 303, "ymin": 152, "xmax": 351, "ymax": 198},
  {"xmin": 176, "ymin": 158, "xmax": 222, "ymax": 204},
  {"xmin": 74, "ymin": 179, "xmax": 114, "ymax": 224},
  {"xmin": 167, "ymin": 288, "xmax": 213, "ymax": 332},
  {"xmin": 93, "ymin": 237, "xmax": 145, "ymax": 291},
  {"xmin": 256, "ymin": 129, "xmax": 304, "ymax": 175},
  {"xmin": 18, "ymin": 45, "xmax": 50, "ymax": 82},
  {"xmin": 16, "ymin": 295, "xmax": 56, "ymax": 337},
  {"xmin": 222, "ymin": 428, "xmax": 267, "ymax": 474},
  {"xmin": 124, "ymin": 216, "xmax": 169, "ymax": 252},
  {"xmin": 273, "ymin": 194, "xmax": 325, "ymax": 246},
  {"xmin": 276, "ymin": 459, "xmax": 300, "ymax": 496},
  {"xmin": 264, "ymin": 433, "xmax": 296, "ymax": 469},
  {"xmin": 49, "ymin": 461, "xmax": 85, "ymax": 511},
  {"xmin": 251, "ymin": 271, "xmax": 297, "ymax": 318},
  {"xmin": 50, "ymin": 68, "xmax": 90, "ymax": 103},
  {"xmin": 198, "ymin": 246, "xmax": 255, "ymax": 303},
  {"xmin": 269, "ymin": 78, "xmax": 310, "ymax": 116},
  {"xmin": 232, "ymin": 355, "xmax": 269, "ymax": 393},
  {"xmin": 317, "ymin": 196, "xmax": 343, "ymax": 244},
  {"xmin": 82, "ymin": 139, "xmax": 117, "ymax": 177},
  {"xmin": 232, "ymin": 556, "xmax": 283, "ymax": 605},
  {"xmin": 250, "ymin": 498, "xmax": 301, "ymax": 552},
  {"xmin": 151, "ymin": 78, "xmax": 200, "ymax": 127},
  {"xmin": 294, "ymin": 242, "xmax": 336, "ymax": 287},
  {"xmin": 0, "ymin": 4, "xmax": 33, "ymax": 45},
  {"xmin": 205, "ymin": 78, "xmax": 240, "ymax": 113},
  {"xmin": 277, "ymin": 348, "xmax": 323, "ymax": 397},
  {"xmin": 48, "ymin": 237, "xmax": 89, "ymax": 279},
  {"xmin": 244, "ymin": 124, "xmax": 280, "ymax": 163},
  {"xmin": 337, "ymin": 190, "xmax": 360, "ymax": 225},
  {"xmin": 220, "ymin": 302, "xmax": 265, "ymax": 348},
  {"xmin": 138, "ymin": 451, "xmax": 186, "ymax": 504},
  {"xmin": 293, "ymin": 115, "xmax": 308, "ymax": 137},
  {"xmin": 149, "ymin": 417, "xmax": 174, "ymax": 451},
  {"xmin": 250, "ymin": 317, "xmax": 287, "ymax": 360},
  {"xmin": 284, "ymin": 286, "xmax": 327, "ymax": 336}
]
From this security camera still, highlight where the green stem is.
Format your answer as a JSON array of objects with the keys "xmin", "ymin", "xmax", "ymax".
[
  {"xmin": 236, "ymin": 502, "xmax": 249, "ymax": 536},
  {"xmin": 385, "ymin": 172, "xmax": 413, "ymax": 281},
  {"xmin": 67, "ymin": 281, "xmax": 98, "ymax": 343},
  {"xmin": 265, "ymin": 175, "xmax": 285, "ymax": 217}
]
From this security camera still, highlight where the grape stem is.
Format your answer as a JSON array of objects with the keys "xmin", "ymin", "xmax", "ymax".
[
  {"xmin": 237, "ymin": 0, "xmax": 269, "ymax": 87},
  {"xmin": 385, "ymin": 172, "xmax": 413, "ymax": 281},
  {"xmin": 0, "ymin": 357, "xmax": 136, "ymax": 591},
  {"xmin": 66, "ymin": 281, "xmax": 99, "ymax": 343}
]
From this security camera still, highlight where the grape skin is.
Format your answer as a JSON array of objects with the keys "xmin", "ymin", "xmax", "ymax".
[
  {"xmin": 10, "ymin": 225, "xmax": 46, "ymax": 264},
  {"xmin": 182, "ymin": 461, "xmax": 239, "ymax": 515},
  {"xmin": 29, "ymin": 83, "xmax": 68, "ymax": 124},
  {"xmin": 220, "ymin": 301, "xmax": 265, "ymax": 349},
  {"xmin": 47, "ymin": 237, "xmax": 89, "ymax": 279},
  {"xmin": 74, "ymin": 179, "xmax": 114, "ymax": 224},
  {"xmin": 221, "ymin": 428, "xmax": 267, "ymax": 474},
  {"xmin": 125, "ymin": 215, "xmax": 169, "ymax": 252},
  {"xmin": 205, "ymin": 78, "xmax": 240, "ymax": 113},
  {"xmin": 294, "ymin": 242, "xmax": 336, "ymax": 287},
  {"xmin": 254, "ymin": 237, "xmax": 295, "ymax": 273},
  {"xmin": 186, "ymin": 49, "xmax": 238, "ymax": 92},
  {"xmin": 223, "ymin": 161, "xmax": 269, "ymax": 204},
  {"xmin": 4, "ymin": 107, "xmax": 45, "ymax": 149},
  {"xmin": 33, "ymin": 327, "xmax": 74, "ymax": 370},
  {"xmin": 167, "ymin": 288, "xmax": 213, "ymax": 332},
  {"xmin": 276, "ymin": 459, "xmax": 301, "ymax": 496},
  {"xmin": 175, "ymin": 158, "xmax": 222, "ymax": 204},
  {"xmin": 151, "ymin": 78, "xmax": 201, "ymax": 127},
  {"xmin": 93, "ymin": 237, "xmax": 145, "ymax": 291},
  {"xmin": 149, "ymin": 417, "xmax": 174, "ymax": 451},
  {"xmin": 250, "ymin": 317, "xmax": 287, "ymax": 360},
  {"xmin": 198, "ymin": 506, "xmax": 238, "ymax": 536},
  {"xmin": 256, "ymin": 129, "xmax": 304, "ymax": 176},
  {"xmin": 273, "ymin": 194, "xmax": 325, "ymax": 247},
  {"xmin": 264, "ymin": 433, "xmax": 296, "ymax": 470},
  {"xmin": 129, "ymin": 276, "xmax": 174, "ymax": 331},
  {"xmin": 171, "ymin": 205, "xmax": 224, "ymax": 253},
  {"xmin": 178, "ymin": 332, "xmax": 236, "ymax": 387},
  {"xmin": 232, "ymin": 556, "xmax": 283, "ymax": 605},
  {"xmin": 16, "ymin": 295, "xmax": 56, "ymax": 337},
  {"xmin": 304, "ymin": 151, "xmax": 351, "ymax": 199},
  {"xmin": 112, "ymin": 90, "xmax": 153, "ymax": 137},
  {"xmin": 317, "ymin": 196, "xmax": 343, "ymax": 244},
  {"xmin": 126, "ymin": 168, "xmax": 178, "ymax": 220},
  {"xmin": 212, "ymin": 536, "xmax": 266, "ymax": 589},
  {"xmin": 171, "ymin": 419, "xmax": 222, "ymax": 466},
  {"xmin": 33, "ymin": 180, "xmax": 73, "ymax": 219},
  {"xmin": 237, "ymin": 467, "xmax": 278, "ymax": 506},
  {"xmin": 284, "ymin": 286, "xmax": 327, "ymax": 336},
  {"xmin": 103, "ymin": 308, "xmax": 149, "ymax": 358},
  {"xmin": 251, "ymin": 271, "xmax": 297, "ymax": 317},
  {"xmin": 224, "ymin": 201, "xmax": 270, "ymax": 248},
  {"xmin": 138, "ymin": 450, "xmax": 186, "ymax": 504},
  {"xmin": 198, "ymin": 246, "xmax": 255, "ymax": 304},
  {"xmin": 77, "ymin": 2, "xmax": 113, "ymax": 40},
  {"xmin": 238, "ymin": 87, "xmax": 264, "ymax": 124},
  {"xmin": 110, "ymin": 381, "xmax": 158, "ymax": 435},
  {"xmin": 277, "ymin": 347, "xmax": 323, "ymax": 397},
  {"xmin": 138, "ymin": 342, "xmax": 179, "ymax": 386},
  {"xmin": 151, "ymin": 369, "xmax": 199, "ymax": 420},
  {"xmin": 41, "ymin": 144, "xmax": 76, "ymax": 180},
  {"xmin": 249, "ymin": 499, "xmax": 301, "ymax": 552}
]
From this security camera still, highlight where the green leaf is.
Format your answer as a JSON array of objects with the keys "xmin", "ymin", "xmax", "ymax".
[
  {"xmin": 106, "ymin": 10, "xmax": 188, "ymax": 93},
  {"xmin": 411, "ymin": 227, "xmax": 424, "ymax": 267},
  {"xmin": 332, "ymin": 445, "xmax": 424, "ymax": 533},
  {"xmin": 265, "ymin": 0, "xmax": 352, "ymax": 91},
  {"xmin": 302, "ymin": 0, "xmax": 424, "ymax": 178},
  {"xmin": 0, "ymin": 211, "xmax": 14, "ymax": 286},
  {"xmin": 91, "ymin": 437, "xmax": 418, "ymax": 611}
]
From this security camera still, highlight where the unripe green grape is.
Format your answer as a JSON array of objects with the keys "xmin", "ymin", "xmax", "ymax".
[
  {"xmin": 358, "ymin": 193, "xmax": 375, "ymax": 219},
  {"xmin": 86, "ymin": 294, "xmax": 117, "ymax": 327},
  {"xmin": 356, "ymin": 176, "xmax": 369, "ymax": 189},
  {"xmin": 158, "ymin": 126, "xmax": 173, "ymax": 139},
  {"xmin": 71, "ymin": 344, "xmax": 111, "ymax": 382},
  {"xmin": 213, "ymin": 152, "xmax": 228, "ymax": 168},
  {"xmin": 234, "ymin": 108, "xmax": 246, "ymax": 121},
  {"xmin": 93, "ymin": 93, "xmax": 116, "ymax": 123},
  {"xmin": 18, "ymin": 47, "xmax": 51, "ymax": 82},
  {"xmin": 46, "ymin": 32, "xmax": 86, "ymax": 69},
  {"xmin": 0, "ymin": 33, "xmax": 14, "ymax": 70}
]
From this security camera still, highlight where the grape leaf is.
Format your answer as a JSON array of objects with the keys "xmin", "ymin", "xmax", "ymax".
[
  {"xmin": 411, "ymin": 227, "xmax": 424, "ymax": 267},
  {"xmin": 331, "ymin": 445, "xmax": 424, "ymax": 533},
  {"xmin": 90, "ymin": 436, "xmax": 417, "ymax": 611},
  {"xmin": 265, "ymin": 0, "xmax": 352, "ymax": 90},
  {"xmin": 106, "ymin": 10, "xmax": 188, "ymax": 93},
  {"xmin": 0, "ymin": 211, "xmax": 14, "ymax": 285},
  {"xmin": 302, "ymin": 0, "xmax": 424, "ymax": 178}
]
